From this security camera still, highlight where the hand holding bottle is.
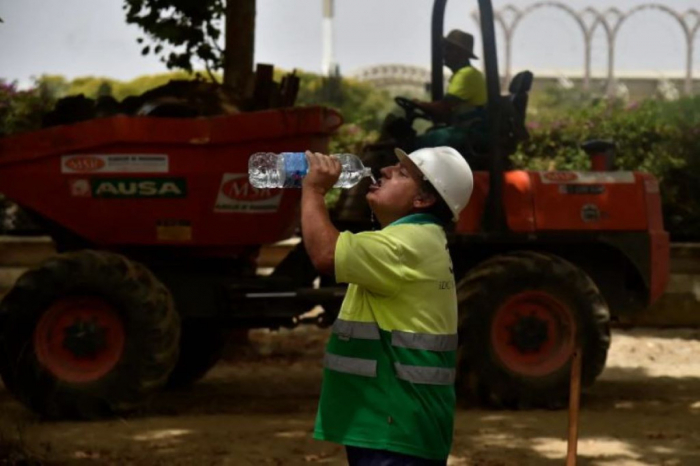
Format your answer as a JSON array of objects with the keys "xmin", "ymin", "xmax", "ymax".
[
  {"xmin": 248, "ymin": 152, "xmax": 372, "ymax": 189},
  {"xmin": 303, "ymin": 151, "xmax": 342, "ymax": 195}
]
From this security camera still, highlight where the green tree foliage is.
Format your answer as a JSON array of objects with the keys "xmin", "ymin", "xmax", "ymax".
[
  {"xmin": 123, "ymin": 0, "xmax": 225, "ymax": 78},
  {"xmin": 30, "ymin": 71, "xmax": 394, "ymax": 131},
  {"xmin": 34, "ymin": 72, "xmax": 207, "ymax": 101},
  {"xmin": 122, "ymin": 0, "xmax": 255, "ymax": 93},
  {"xmin": 97, "ymin": 81, "xmax": 114, "ymax": 98},
  {"xmin": 294, "ymin": 71, "xmax": 394, "ymax": 132},
  {"xmin": 0, "ymin": 81, "xmax": 55, "ymax": 136}
]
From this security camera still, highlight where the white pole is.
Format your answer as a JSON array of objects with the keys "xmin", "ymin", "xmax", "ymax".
[{"xmin": 322, "ymin": 0, "xmax": 335, "ymax": 76}]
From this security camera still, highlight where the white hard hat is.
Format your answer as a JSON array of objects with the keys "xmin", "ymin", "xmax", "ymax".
[{"xmin": 395, "ymin": 146, "xmax": 473, "ymax": 221}]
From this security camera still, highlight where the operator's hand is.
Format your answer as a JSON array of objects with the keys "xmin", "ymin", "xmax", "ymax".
[
  {"xmin": 303, "ymin": 151, "xmax": 341, "ymax": 196},
  {"xmin": 414, "ymin": 99, "xmax": 437, "ymax": 113},
  {"xmin": 414, "ymin": 99, "xmax": 451, "ymax": 122}
]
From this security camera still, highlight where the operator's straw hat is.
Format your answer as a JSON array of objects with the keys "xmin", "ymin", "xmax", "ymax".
[{"xmin": 444, "ymin": 29, "xmax": 478, "ymax": 59}]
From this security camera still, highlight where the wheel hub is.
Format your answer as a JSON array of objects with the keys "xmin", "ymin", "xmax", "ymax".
[
  {"xmin": 508, "ymin": 313, "xmax": 549, "ymax": 353},
  {"xmin": 63, "ymin": 316, "xmax": 108, "ymax": 358},
  {"xmin": 33, "ymin": 297, "xmax": 125, "ymax": 383},
  {"xmin": 492, "ymin": 291, "xmax": 576, "ymax": 377}
]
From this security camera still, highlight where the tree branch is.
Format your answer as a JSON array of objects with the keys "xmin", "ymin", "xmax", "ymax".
[{"xmin": 204, "ymin": 61, "xmax": 220, "ymax": 84}]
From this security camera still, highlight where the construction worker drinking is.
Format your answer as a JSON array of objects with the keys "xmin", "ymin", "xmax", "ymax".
[{"xmin": 301, "ymin": 147, "xmax": 474, "ymax": 465}]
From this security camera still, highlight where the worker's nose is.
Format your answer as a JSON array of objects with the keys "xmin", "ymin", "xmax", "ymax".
[{"xmin": 380, "ymin": 166, "xmax": 393, "ymax": 178}]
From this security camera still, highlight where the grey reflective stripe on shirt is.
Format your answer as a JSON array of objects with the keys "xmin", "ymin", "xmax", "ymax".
[
  {"xmin": 324, "ymin": 353, "xmax": 377, "ymax": 378},
  {"xmin": 391, "ymin": 330, "xmax": 458, "ymax": 352},
  {"xmin": 394, "ymin": 363, "xmax": 456, "ymax": 385},
  {"xmin": 332, "ymin": 319, "xmax": 380, "ymax": 340}
]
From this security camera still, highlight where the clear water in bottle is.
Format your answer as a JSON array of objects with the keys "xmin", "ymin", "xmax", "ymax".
[{"xmin": 249, "ymin": 152, "xmax": 372, "ymax": 189}]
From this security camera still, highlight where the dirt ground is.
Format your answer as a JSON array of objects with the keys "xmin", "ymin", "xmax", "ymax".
[{"xmin": 1, "ymin": 327, "xmax": 699, "ymax": 466}]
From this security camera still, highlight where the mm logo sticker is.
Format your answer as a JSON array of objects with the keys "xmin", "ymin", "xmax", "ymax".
[
  {"xmin": 63, "ymin": 156, "xmax": 107, "ymax": 173},
  {"xmin": 221, "ymin": 177, "xmax": 277, "ymax": 202},
  {"xmin": 92, "ymin": 178, "xmax": 187, "ymax": 198},
  {"xmin": 215, "ymin": 174, "xmax": 282, "ymax": 213}
]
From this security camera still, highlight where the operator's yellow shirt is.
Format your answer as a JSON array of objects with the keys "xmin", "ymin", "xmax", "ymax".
[
  {"xmin": 314, "ymin": 213, "xmax": 458, "ymax": 460},
  {"xmin": 447, "ymin": 65, "xmax": 487, "ymax": 107}
]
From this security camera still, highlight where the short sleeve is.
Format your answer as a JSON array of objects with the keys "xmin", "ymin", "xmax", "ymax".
[
  {"xmin": 335, "ymin": 231, "xmax": 403, "ymax": 296},
  {"xmin": 447, "ymin": 68, "xmax": 473, "ymax": 101}
]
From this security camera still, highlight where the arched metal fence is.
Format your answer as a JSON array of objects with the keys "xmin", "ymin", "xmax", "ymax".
[{"xmin": 482, "ymin": 3, "xmax": 699, "ymax": 95}]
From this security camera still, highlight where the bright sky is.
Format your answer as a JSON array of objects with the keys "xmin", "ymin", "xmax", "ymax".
[{"xmin": 1, "ymin": 0, "xmax": 698, "ymax": 85}]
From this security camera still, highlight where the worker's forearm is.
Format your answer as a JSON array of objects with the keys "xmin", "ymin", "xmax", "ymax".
[
  {"xmin": 301, "ymin": 190, "xmax": 339, "ymax": 275},
  {"xmin": 420, "ymin": 100, "xmax": 455, "ymax": 122}
]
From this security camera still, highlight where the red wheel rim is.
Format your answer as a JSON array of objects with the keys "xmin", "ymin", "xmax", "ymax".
[
  {"xmin": 33, "ymin": 297, "xmax": 125, "ymax": 383},
  {"xmin": 491, "ymin": 291, "xmax": 576, "ymax": 377}
]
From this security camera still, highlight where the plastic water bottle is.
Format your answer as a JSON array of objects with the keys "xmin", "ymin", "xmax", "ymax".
[{"xmin": 248, "ymin": 152, "xmax": 373, "ymax": 189}]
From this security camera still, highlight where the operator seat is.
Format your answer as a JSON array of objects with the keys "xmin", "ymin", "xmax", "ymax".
[
  {"xmin": 507, "ymin": 70, "xmax": 534, "ymax": 143},
  {"xmin": 489, "ymin": 70, "xmax": 534, "ymax": 161},
  {"xmin": 460, "ymin": 70, "xmax": 534, "ymax": 169}
]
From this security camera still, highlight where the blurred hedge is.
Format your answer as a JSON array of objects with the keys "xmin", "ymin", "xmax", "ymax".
[
  {"xmin": 512, "ymin": 92, "xmax": 700, "ymax": 240},
  {"xmin": 0, "ymin": 81, "xmax": 55, "ymax": 137},
  {"xmin": 1, "ymin": 71, "xmax": 394, "ymax": 131}
]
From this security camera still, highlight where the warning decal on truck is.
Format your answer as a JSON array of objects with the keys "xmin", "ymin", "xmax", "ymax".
[
  {"xmin": 214, "ymin": 173, "xmax": 282, "ymax": 213},
  {"xmin": 61, "ymin": 155, "xmax": 169, "ymax": 174},
  {"xmin": 156, "ymin": 220, "xmax": 192, "ymax": 242},
  {"xmin": 539, "ymin": 171, "xmax": 635, "ymax": 184}
]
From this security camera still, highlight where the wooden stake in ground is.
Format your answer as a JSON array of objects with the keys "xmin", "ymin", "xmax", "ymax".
[{"xmin": 566, "ymin": 347, "xmax": 583, "ymax": 466}]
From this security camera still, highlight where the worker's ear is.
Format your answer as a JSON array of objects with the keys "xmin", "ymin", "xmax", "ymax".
[{"xmin": 413, "ymin": 191, "xmax": 437, "ymax": 210}]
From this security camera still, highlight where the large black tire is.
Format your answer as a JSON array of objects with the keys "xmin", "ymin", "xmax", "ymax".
[
  {"xmin": 0, "ymin": 250, "xmax": 180, "ymax": 419},
  {"xmin": 166, "ymin": 320, "xmax": 230, "ymax": 388},
  {"xmin": 0, "ymin": 198, "xmax": 44, "ymax": 235},
  {"xmin": 457, "ymin": 251, "xmax": 610, "ymax": 409}
]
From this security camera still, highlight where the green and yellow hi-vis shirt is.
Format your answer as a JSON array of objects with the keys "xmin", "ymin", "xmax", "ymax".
[
  {"xmin": 447, "ymin": 65, "xmax": 487, "ymax": 108},
  {"xmin": 313, "ymin": 213, "xmax": 458, "ymax": 461}
]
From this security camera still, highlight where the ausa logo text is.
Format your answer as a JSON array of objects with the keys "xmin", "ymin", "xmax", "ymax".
[{"xmin": 92, "ymin": 178, "xmax": 187, "ymax": 198}]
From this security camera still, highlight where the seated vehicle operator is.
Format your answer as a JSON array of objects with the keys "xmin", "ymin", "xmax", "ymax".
[
  {"xmin": 412, "ymin": 29, "xmax": 488, "ymax": 152},
  {"xmin": 413, "ymin": 29, "xmax": 487, "ymax": 125},
  {"xmin": 381, "ymin": 29, "xmax": 488, "ymax": 155}
]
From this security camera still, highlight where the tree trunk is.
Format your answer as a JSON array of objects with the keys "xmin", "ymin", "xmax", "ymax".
[{"xmin": 224, "ymin": 0, "xmax": 256, "ymax": 96}]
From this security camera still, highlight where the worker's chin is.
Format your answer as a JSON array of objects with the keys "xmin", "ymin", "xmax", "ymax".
[{"xmin": 366, "ymin": 192, "xmax": 380, "ymax": 210}]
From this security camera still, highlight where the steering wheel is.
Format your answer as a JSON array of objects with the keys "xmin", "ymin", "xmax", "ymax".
[{"xmin": 394, "ymin": 96, "xmax": 432, "ymax": 122}]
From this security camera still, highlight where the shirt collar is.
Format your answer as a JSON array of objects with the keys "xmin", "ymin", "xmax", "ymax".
[{"xmin": 387, "ymin": 213, "xmax": 442, "ymax": 228}]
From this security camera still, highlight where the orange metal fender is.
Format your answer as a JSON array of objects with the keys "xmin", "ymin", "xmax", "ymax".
[{"xmin": 456, "ymin": 170, "xmax": 535, "ymax": 233}]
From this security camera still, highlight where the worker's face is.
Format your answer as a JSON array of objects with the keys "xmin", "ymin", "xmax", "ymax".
[
  {"xmin": 443, "ymin": 42, "xmax": 467, "ymax": 68},
  {"xmin": 366, "ymin": 160, "xmax": 431, "ymax": 223}
]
